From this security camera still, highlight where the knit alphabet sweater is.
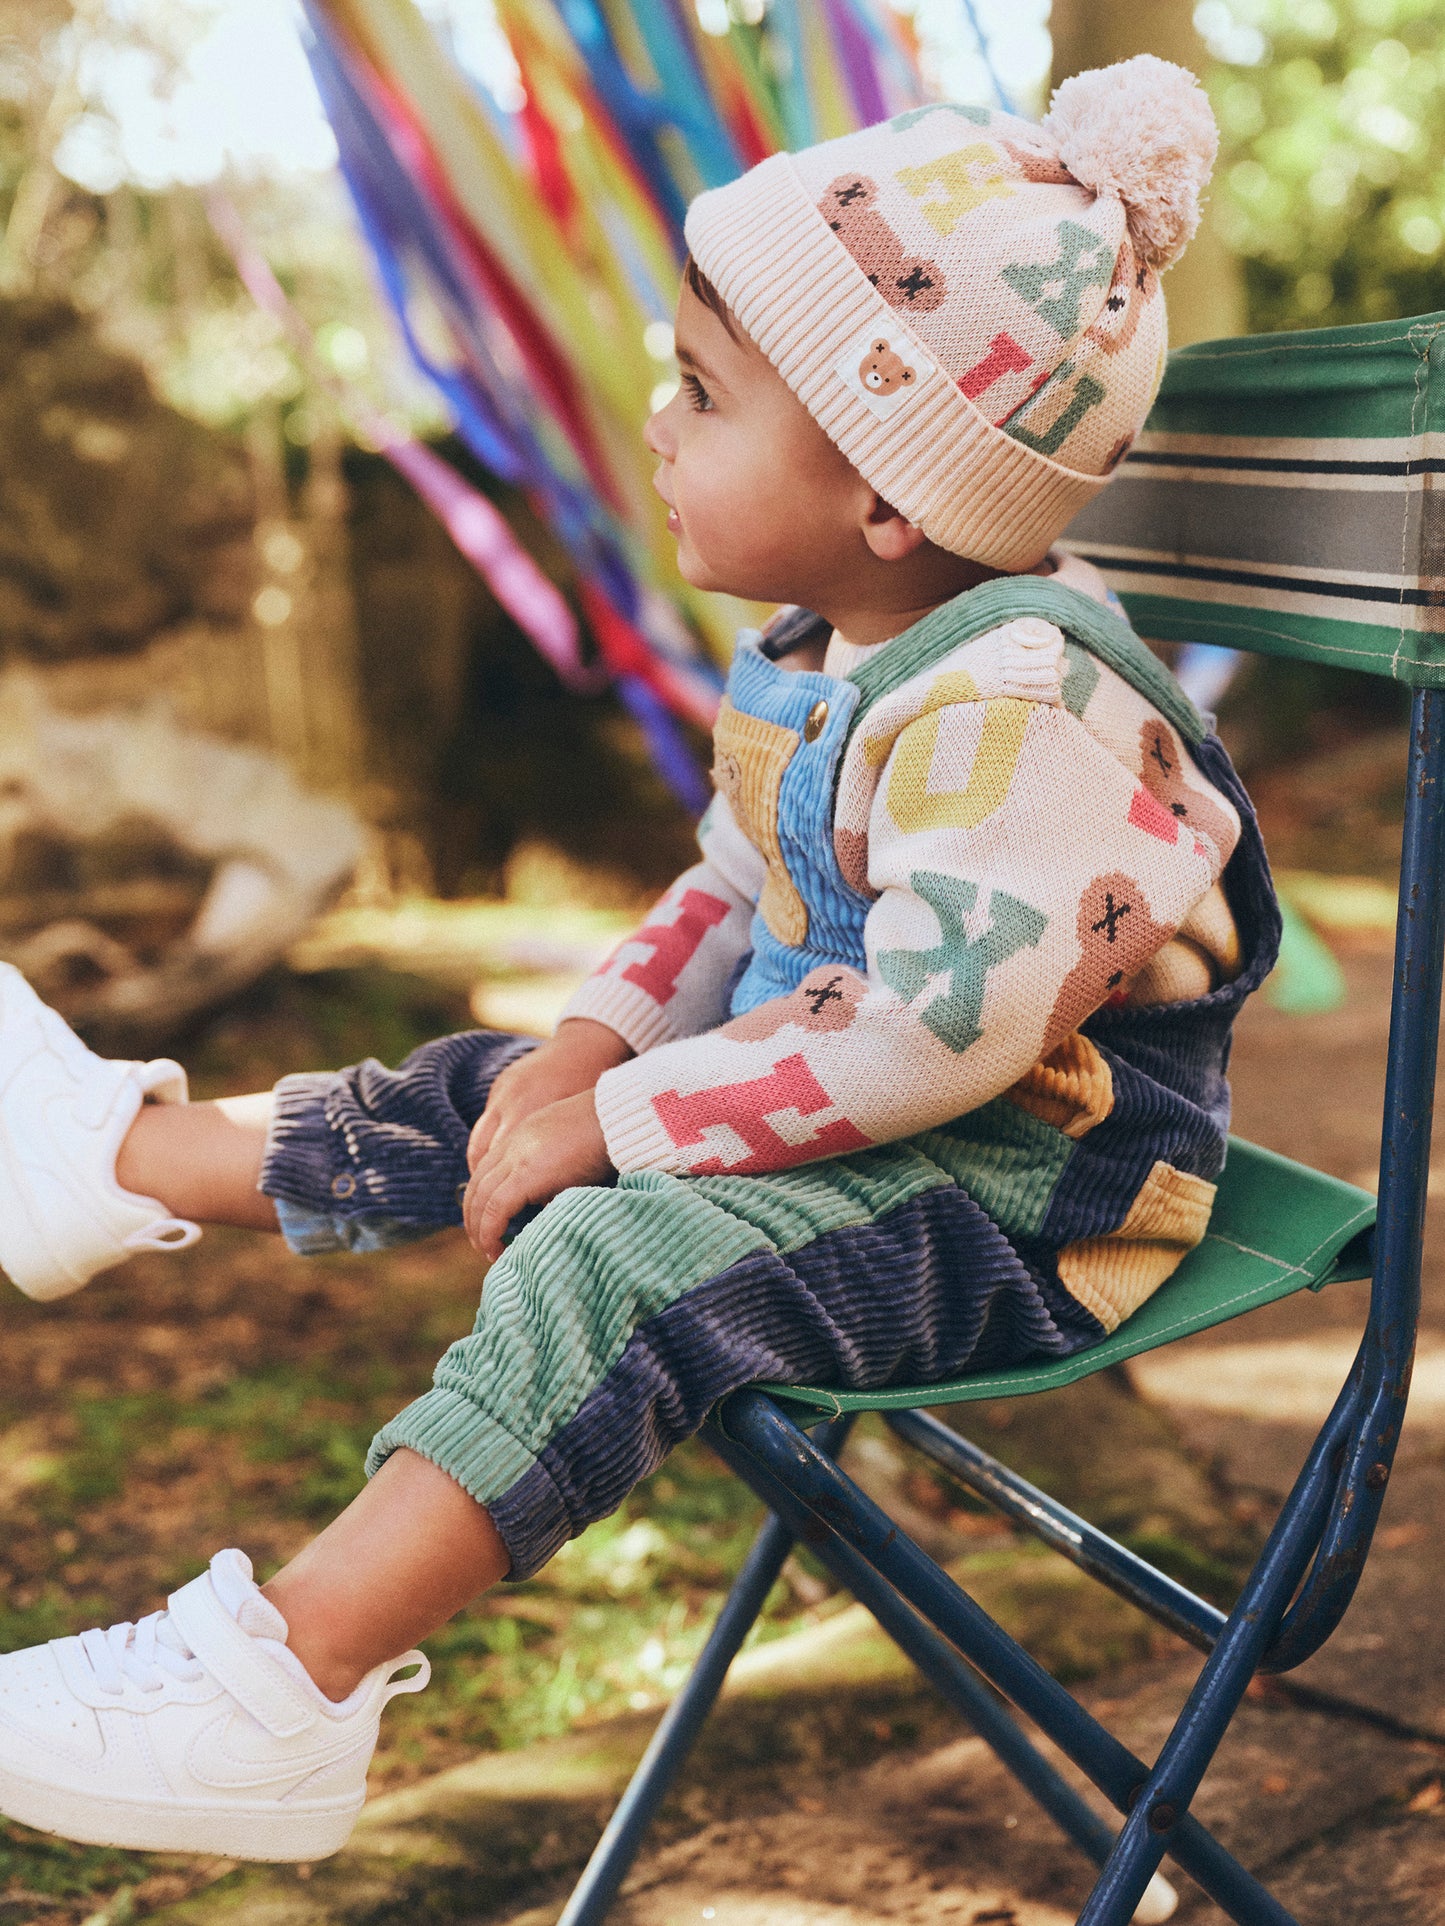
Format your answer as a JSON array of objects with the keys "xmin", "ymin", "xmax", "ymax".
[{"xmin": 564, "ymin": 561, "xmax": 1278, "ymax": 1333}]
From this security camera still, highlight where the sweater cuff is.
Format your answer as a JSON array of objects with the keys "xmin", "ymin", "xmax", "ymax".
[
  {"xmin": 594, "ymin": 1060, "xmax": 686, "ymax": 1173},
  {"xmin": 560, "ymin": 973, "xmax": 679, "ymax": 1057}
]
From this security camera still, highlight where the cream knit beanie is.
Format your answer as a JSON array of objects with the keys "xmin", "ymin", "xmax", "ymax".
[{"xmin": 682, "ymin": 55, "xmax": 1217, "ymax": 571}]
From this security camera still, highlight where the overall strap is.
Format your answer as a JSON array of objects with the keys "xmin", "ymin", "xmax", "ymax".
[{"xmin": 845, "ymin": 575, "xmax": 1207, "ymax": 746}]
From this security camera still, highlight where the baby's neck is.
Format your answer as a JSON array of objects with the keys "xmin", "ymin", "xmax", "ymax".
[
  {"xmin": 826, "ymin": 596, "xmax": 949, "ymax": 653},
  {"xmin": 823, "ymin": 550, "xmax": 1056, "ymax": 654}
]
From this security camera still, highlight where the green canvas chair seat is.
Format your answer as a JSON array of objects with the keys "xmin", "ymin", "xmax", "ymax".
[
  {"xmin": 761, "ymin": 1138, "xmax": 1377, "ymax": 1415},
  {"xmin": 559, "ymin": 313, "xmax": 1445, "ymax": 1926}
]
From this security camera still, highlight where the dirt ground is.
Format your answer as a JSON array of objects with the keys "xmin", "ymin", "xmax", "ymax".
[{"xmin": 0, "ymin": 727, "xmax": 1441, "ymax": 1923}]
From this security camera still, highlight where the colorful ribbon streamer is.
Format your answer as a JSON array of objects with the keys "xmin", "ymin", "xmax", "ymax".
[{"xmin": 293, "ymin": 0, "xmax": 935, "ymax": 806}]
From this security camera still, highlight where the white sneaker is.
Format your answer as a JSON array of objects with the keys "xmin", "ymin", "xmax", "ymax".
[
  {"xmin": 0, "ymin": 962, "xmax": 201, "ymax": 1300},
  {"xmin": 0, "ymin": 1549, "xmax": 429, "ymax": 1861}
]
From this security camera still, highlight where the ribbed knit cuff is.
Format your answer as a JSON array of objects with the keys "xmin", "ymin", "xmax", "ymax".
[
  {"xmin": 593, "ymin": 1059, "xmax": 685, "ymax": 1173},
  {"xmin": 559, "ymin": 973, "xmax": 678, "ymax": 1057},
  {"xmin": 684, "ymin": 154, "xmax": 1106, "ymax": 570}
]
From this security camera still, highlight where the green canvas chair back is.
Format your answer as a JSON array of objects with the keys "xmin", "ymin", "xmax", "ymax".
[{"xmin": 1065, "ymin": 312, "xmax": 1445, "ymax": 685}]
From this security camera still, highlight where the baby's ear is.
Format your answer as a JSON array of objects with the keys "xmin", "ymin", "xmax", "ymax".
[{"xmin": 860, "ymin": 494, "xmax": 928, "ymax": 563}]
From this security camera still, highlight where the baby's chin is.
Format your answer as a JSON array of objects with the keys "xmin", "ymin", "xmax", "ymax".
[
  {"xmin": 672, "ymin": 538, "xmax": 729, "ymax": 595},
  {"xmin": 674, "ymin": 536, "xmax": 799, "ymax": 605}
]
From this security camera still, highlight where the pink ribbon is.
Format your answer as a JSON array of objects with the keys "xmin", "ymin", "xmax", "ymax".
[{"xmin": 207, "ymin": 192, "xmax": 604, "ymax": 695}]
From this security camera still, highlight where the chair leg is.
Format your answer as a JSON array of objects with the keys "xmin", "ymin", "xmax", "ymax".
[
  {"xmin": 556, "ymin": 1417, "xmax": 852, "ymax": 1926},
  {"xmin": 556, "ymin": 1506, "xmax": 797, "ymax": 1926},
  {"xmin": 1074, "ymin": 1393, "xmax": 1354, "ymax": 1926},
  {"xmin": 721, "ymin": 1390, "xmax": 1302, "ymax": 1926},
  {"xmin": 706, "ymin": 1424, "xmax": 1178, "ymax": 1925}
]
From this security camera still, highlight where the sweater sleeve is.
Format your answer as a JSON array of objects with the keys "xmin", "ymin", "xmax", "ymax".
[
  {"xmin": 559, "ymin": 791, "xmax": 765, "ymax": 1055},
  {"xmin": 593, "ymin": 698, "xmax": 1238, "ymax": 1176}
]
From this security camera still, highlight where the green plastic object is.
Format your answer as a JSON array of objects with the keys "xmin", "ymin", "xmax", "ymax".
[
  {"xmin": 1265, "ymin": 898, "xmax": 1348, "ymax": 1015},
  {"xmin": 756, "ymin": 1138, "xmax": 1377, "ymax": 1415}
]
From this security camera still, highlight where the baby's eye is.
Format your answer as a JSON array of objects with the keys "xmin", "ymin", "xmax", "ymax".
[{"xmin": 681, "ymin": 372, "xmax": 714, "ymax": 413}]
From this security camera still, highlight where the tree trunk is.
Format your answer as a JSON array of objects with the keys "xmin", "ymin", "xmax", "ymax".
[{"xmin": 1049, "ymin": 0, "xmax": 1246, "ymax": 345}]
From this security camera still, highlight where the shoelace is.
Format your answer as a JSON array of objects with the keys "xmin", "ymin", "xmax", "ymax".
[{"xmin": 78, "ymin": 1612, "xmax": 206, "ymax": 1696}]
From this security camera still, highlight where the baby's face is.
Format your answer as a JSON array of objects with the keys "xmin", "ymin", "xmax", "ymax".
[{"xmin": 645, "ymin": 280, "xmax": 871, "ymax": 607}]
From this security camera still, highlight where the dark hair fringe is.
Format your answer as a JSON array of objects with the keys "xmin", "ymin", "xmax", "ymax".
[{"xmin": 683, "ymin": 255, "xmax": 742, "ymax": 339}]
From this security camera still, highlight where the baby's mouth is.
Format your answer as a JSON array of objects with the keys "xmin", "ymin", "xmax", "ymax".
[{"xmin": 650, "ymin": 466, "xmax": 680, "ymax": 535}]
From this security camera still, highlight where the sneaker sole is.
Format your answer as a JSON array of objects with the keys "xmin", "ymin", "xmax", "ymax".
[{"xmin": 0, "ymin": 1762, "xmax": 361, "ymax": 1861}]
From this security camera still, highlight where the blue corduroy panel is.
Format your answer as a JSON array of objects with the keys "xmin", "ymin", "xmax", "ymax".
[
  {"xmin": 725, "ymin": 639, "xmax": 871, "ymax": 1015},
  {"xmin": 487, "ymin": 1184, "xmax": 1103, "ymax": 1579},
  {"xmin": 260, "ymin": 1030, "xmax": 538, "ymax": 1247}
]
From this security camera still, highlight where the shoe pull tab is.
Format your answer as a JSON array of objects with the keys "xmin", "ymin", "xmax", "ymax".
[
  {"xmin": 382, "ymin": 1652, "xmax": 431, "ymax": 1704},
  {"xmin": 124, "ymin": 1218, "xmax": 202, "ymax": 1253}
]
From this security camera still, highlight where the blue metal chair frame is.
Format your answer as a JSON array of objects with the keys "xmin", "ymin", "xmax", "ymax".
[
  {"xmin": 552, "ymin": 313, "xmax": 1445, "ymax": 1925},
  {"xmin": 551, "ymin": 689, "xmax": 1442, "ymax": 1926}
]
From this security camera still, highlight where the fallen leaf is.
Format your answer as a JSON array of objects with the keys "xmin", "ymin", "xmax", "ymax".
[
  {"xmin": 1407, "ymin": 1780, "xmax": 1444, "ymax": 1813},
  {"xmin": 1261, "ymin": 1774, "xmax": 1291, "ymax": 1796}
]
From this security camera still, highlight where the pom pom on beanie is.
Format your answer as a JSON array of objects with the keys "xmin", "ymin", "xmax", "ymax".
[{"xmin": 1042, "ymin": 54, "xmax": 1218, "ymax": 269}]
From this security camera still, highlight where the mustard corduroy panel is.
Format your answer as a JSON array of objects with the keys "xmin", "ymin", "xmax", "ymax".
[
  {"xmin": 1006, "ymin": 1029, "xmax": 1115, "ymax": 1139},
  {"xmin": 711, "ymin": 698, "xmax": 807, "ymax": 946},
  {"xmin": 1057, "ymin": 1159, "xmax": 1217, "ymax": 1332}
]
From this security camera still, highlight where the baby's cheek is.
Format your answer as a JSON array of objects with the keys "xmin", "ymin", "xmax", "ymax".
[{"xmin": 693, "ymin": 461, "xmax": 787, "ymax": 559}]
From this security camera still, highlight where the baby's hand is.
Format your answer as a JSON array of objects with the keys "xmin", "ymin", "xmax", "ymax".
[
  {"xmin": 468, "ymin": 1019, "xmax": 632, "ymax": 1173},
  {"xmin": 464, "ymin": 1090, "xmax": 615, "ymax": 1261}
]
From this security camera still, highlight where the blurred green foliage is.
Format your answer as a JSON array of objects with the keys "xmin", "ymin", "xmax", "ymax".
[
  {"xmin": 0, "ymin": 2, "xmax": 433, "ymax": 442},
  {"xmin": 1202, "ymin": 0, "xmax": 1445, "ymax": 329}
]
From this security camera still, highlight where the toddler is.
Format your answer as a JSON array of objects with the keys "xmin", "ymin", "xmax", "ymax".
[{"xmin": 0, "ymin": 55, "xmax": 1278, "ymax": 1864}]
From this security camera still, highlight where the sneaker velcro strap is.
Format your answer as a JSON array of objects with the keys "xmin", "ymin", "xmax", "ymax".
[{"xmin": 166, "ymin": 1575, "xmax": 317, "ymax": 1740}]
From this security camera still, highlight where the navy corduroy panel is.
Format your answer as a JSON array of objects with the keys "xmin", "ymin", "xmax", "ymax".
[
  {"xmin": 488, "ymin": 1183, "xmax": 1103, "ymax": 1579},
  {"xmin": 260, "ymin": 1030, "xmax": 538, "ymax": 1250}
]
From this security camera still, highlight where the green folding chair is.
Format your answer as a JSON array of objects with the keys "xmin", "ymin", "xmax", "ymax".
[{"xmin": 556, "ymin": 311, "xmax": 1445, "ymax": 1926}]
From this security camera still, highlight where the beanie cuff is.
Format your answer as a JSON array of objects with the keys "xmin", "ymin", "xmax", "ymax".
[{"xmin": 684, "ymin": 153, "xmax": 1108, "ymax": 570}]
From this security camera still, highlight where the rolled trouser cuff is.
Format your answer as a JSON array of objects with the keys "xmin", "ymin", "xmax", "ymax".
[
  {"xmin": 258, "ymin": 1032, "xmax": 539, "ymax": 1251},
  {"xmin": 366, "ymin": 1386, "xmax": 573, "ymax": 1581}
]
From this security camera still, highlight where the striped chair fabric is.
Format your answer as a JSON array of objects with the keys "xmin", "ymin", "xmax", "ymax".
[{"xmin": 1063, "ymin": 311, "xmax": 1445, "ymax": 686}]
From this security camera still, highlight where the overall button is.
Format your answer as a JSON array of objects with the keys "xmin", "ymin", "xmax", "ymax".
[
  {"xmin": 803, "ymin": 698, "xmax": 829, "ymax": 743},
  {"xmin": 331, "ymin": 1173, "xmax": 357, "ymax": 1200}
]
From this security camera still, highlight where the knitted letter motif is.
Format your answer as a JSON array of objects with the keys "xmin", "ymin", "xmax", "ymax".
[
  {"xmin": 896, "ymin": 144, "xmax": 1016, "ymax": 237},
  {"xmin": 1001, "ymin": 220, "xmax": 1116, "ymax": 335},
  {"xmin": 885, "ymin": 698, "xmax": 1030, "ymax": 833},
  {"xmin": 621, "ymin": 890, "xmax": 732, "ymax": 1004},
  {"xmin": 561, "ymin": 795, "xmax": 764, "ymax": 1056},
  {"xmin": 652, "ymin": 1055, "xmax": 870, "ymax": 1176},
  {"xmin": 878, "ymin": 873, "xmax": 1047, "ymax": 1053}
]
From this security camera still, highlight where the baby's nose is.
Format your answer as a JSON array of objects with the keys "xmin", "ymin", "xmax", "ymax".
[{"xmin": 643, "ymin": 399, "xmax": 677, "ymax": 460}]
